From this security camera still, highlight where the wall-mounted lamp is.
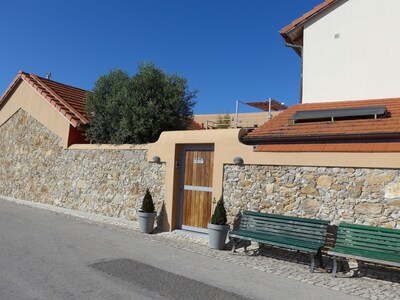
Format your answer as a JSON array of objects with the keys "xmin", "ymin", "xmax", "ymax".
[
  {"xmin": 152, "ymin": 156, "xmax": 161, "ymax": 163},
  {"xmin": 233, "ymin": 157, "xmax": 244, "ymax": 165}
]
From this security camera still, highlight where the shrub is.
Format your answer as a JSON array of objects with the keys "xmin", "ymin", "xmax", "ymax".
[
  {"xmin": 211, "ymin": 196, "xmax": 227, "ymax": 225},
  {"xmin": 141, "ymin": 189, "xmax": 155, "ymax": 213},
  {"xmin": 85, "ymin": 62, "xmax": 197, "ymax": 144},
  {"xmin": 216, "ymin": 113, "xmax": 231, "ymax": 128}
]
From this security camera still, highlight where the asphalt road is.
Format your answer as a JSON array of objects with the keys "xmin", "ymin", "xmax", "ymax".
[{"xmin": 0, "ymin": 199, "xmax": 362, "ymax": 300}]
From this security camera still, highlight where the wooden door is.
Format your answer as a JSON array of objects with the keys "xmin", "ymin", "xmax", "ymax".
[{"xmin": 181, "ymin": 148, "xmax": 214, "ymax": 229}]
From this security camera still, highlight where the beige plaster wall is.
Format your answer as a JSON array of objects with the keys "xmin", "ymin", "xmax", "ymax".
[{"xmin": 0, "ymin": 80, "xmax": 71, "ymax": 147}]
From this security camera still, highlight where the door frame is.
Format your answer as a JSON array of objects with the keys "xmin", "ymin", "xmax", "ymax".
[{"xmin": 177, "ymin": 144, "xmax": 214, "ymax": 233}]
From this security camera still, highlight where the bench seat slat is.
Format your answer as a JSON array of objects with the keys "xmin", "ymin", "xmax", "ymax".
[
  {"xmin": 230, "ymin": 229, "xmax": 325, "ymax": 247},
  {"xmin": 329, "ymin": 245, "xmax": 400, "ymax": 263},
  {"xmin": 229, "ymin": 231, "xmax": 321, "ymax": 254},
  {"xmin": 327, "ymin": 251, "xmax": 400, "ymax": 268}
]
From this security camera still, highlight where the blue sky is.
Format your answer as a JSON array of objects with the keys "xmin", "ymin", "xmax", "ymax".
[{"xmin": 0, "ymin": 1, "xmax": 322, "ymax": 114}]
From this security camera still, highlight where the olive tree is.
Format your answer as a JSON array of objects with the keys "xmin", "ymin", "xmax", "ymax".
[{"xmin": 85, "ymin": 62, "xmax": 197, "ymax": 144}]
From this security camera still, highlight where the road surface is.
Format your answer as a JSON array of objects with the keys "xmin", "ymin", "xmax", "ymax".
[{"xmin": 0, "ymin": 199, "xmax": 362, "ymax": 300}]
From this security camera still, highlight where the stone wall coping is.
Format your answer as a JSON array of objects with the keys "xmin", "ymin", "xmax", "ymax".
[{"xmin": 67, "ymin": 144, "xmax": 149, "ymax": 150}]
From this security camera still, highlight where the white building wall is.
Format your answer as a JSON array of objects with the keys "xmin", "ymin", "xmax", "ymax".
[{"xmin": 302, "ymin": 0, "xmax": 400, "ymax": 103}]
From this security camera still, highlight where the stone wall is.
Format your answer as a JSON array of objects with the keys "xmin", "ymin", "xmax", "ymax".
[
  {"xmin": 0, "ymin": 110, "xmax": 165, "ymax": 223},
  {"xmin": 223, "ymin": 164, "xmax": 400, "ymax": 229}
]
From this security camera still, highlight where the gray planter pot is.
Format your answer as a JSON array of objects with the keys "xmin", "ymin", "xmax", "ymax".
[
  {"xmin": 138, "ymin": 211, "xmax": 157, "ymax": 234},
  {"xmin": 208, "ymin": 223, "xmax": 230, "ymax": 250}
]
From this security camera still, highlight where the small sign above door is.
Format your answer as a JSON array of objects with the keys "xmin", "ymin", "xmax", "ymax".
[{"xmin": 193, "ymin": 157, "xmax": 204, "ymax": 164}]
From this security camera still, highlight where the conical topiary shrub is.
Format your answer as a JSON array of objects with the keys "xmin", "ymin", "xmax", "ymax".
[
  {"xmin": 141, "ymin": 189, "xmax": 155, "ymax": 213},
  {"xmin": 211, "ymin": 196, "xmax": 227, "ymax": 225},
  {"xmin": 138, "ymin": 189, "xmax": 156, "ymax": 233},
  {"xmin": 208, "ymin": 196, "xmax": 229, "ymax": 250}
]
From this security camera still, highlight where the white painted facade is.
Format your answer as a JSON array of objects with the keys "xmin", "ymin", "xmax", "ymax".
[{"xmin": 302, "ymin": 0, "xmax": 400, "ymax": 103}]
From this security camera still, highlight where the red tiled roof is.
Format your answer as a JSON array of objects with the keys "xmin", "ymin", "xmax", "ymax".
[
  {"xmin": 0, "ymin": 71, "xmax": 89, "ymax": 127},
  {"xmin": 187, "ymin": 120, "xmax": 205, "ymax": 130},
  {"xmin": 280, "ymin": 0, "xmax": 337, "ymax": 35},
  {"xmin": 243, "ymin": 98, "xmax": 400, "ymax": 152},
  {"xmin": 255, "ymin": 142, "xmax": 400, "ymax": 153}
]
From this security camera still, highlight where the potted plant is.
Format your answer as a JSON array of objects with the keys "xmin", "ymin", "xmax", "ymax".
[
  {"xmin": 138, "ymin": 189, "xmax": 156, "ymax": 234},
  {"xmin": 208, "ymin": 196, "xmax": 230, "ymax": 250}
]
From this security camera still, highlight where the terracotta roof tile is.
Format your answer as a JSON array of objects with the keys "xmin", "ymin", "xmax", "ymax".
[
  {"xmin": 300, "ymin": 144, "xmax": 327, "ymax": 152},
  {"xmin": 386, "ymin": 143, "xmax": 400, "ymax": 152},
  {"xmin": 0, "ymin": 71, "xmax": 89, "ymax": 127},
  {"xmin": 371, "ymin": 143, "xmax": 389, "ymax": 152},
  {"xmin": 187, "ymin": 120, "xmax": 205, "ymax": 130}
]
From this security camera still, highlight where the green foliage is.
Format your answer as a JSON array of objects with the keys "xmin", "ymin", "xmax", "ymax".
[
  {"xmin": 141, "ymin": 189, "xmax": 155, "ymax": 213},
  {"xmin": 211, "ymin": 196, "xmax": 227, "ymax": 225},
  {"xmin": 85, "ymin": 62, "xmax": 197, "ymax": 144},
  {"xmin": 216, "ymin": 113, "xmax": 231, "ymax": 129}
]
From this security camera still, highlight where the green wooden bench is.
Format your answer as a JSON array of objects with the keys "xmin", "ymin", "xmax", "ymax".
[
  {"xmin": 229, "ymin": 211, "xmax": 330, "ymax": 272},
  {"xmin": 328, "ymin": 222, "xmax": 400, "ymax": 277}
]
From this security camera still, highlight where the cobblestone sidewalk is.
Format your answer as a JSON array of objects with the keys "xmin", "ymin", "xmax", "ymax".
[{"xmin": 2, "ymin": 196, "xmax": 399, "ymax": 300}]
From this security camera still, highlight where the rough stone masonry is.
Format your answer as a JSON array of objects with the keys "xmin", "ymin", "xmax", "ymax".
[
  {"xmin": 223, "ymin": 165, "xmax": 400, "ymax": 228},
  {"xmin": 0, "ymin": 110, "xmax": 165, "ymax": 222}
]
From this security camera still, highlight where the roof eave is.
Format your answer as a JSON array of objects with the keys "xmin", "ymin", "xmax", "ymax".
[
  {"xmin": 0, "ymin": 71, "xmax": 25, "ymax": 107},
  {"xmin": 241, "ymin": 132, "xmax": 400, "ymax": 145},
  {"xmin": 280, "ymin": 0, "xmax": 339, "ymax": 55},
  {"xmin": 280, "ymin": 33, "xmax": 302, "ymax": 57}
]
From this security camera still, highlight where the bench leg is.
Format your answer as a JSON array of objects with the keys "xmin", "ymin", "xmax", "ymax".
[
  {"xmin": 310, "ymin": 254, "xmax": 315, "ymax": 273},
  {"xmin": 332, "ymin": 256, "xmax": 338, "ymax": 277},
  {"xmin": 231, "ymin": 237, "xmax": 236, "ymax": 254},
  {"xmin": 317, "ymin": 249, "xmax": 324, "ymax": 269},
  {"xmin": 244, "ymin": 241, "xmax": 248, "ymax": 253}
]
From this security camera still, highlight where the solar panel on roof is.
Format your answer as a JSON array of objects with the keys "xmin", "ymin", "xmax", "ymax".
[{"xmin": 291, "ymin": 106, "xmax": 387, "ymax": 123}]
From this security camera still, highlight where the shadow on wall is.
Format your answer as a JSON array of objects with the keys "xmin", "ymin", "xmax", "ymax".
[
  {"xmin": 155, "ymin": 201, "xmax": 168, "ymax": 232},
  {"xmin": 232, "ymin": 210, "xmax": 242, "ymax": 231}
]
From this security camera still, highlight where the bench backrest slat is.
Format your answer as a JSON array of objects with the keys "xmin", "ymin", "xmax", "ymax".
[
  {"xmin": 338, "ymin": 227, "xmax": 400, "ymax": 241},
  {"xmin": 241, "ymin": 220, "xmax": 327, "ymax": 242},
  {"xmin": 335, "ymin": 223, "xmax": 400, "ymax": 255},
  {"xmin": 241, "ymin": 218, "xmax": 328, "ymax": 233},
  {"xmin": 241, "ymin": 216, "xmax": 329, "ymax": 229},
  {"xmin": 337, "ymin": 232, "xmax": 400, "ymax": 247},
  {"xmin": 237, "ymin": 211, "xmax": 329, "ymax": 245},
  {"xmin": 244, "ymin": 211, "xmax": 330, "ymax": 225}
]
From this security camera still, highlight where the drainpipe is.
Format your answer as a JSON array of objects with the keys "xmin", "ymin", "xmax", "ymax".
[{"xmin": 283, "ymin": 39, "xmax": 303, "ymax": 103}]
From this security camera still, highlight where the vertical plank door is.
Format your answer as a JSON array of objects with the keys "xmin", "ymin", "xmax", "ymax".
[{"xmin": 182, "ymin": 149, "xmax": 214, "ymax": 229}]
